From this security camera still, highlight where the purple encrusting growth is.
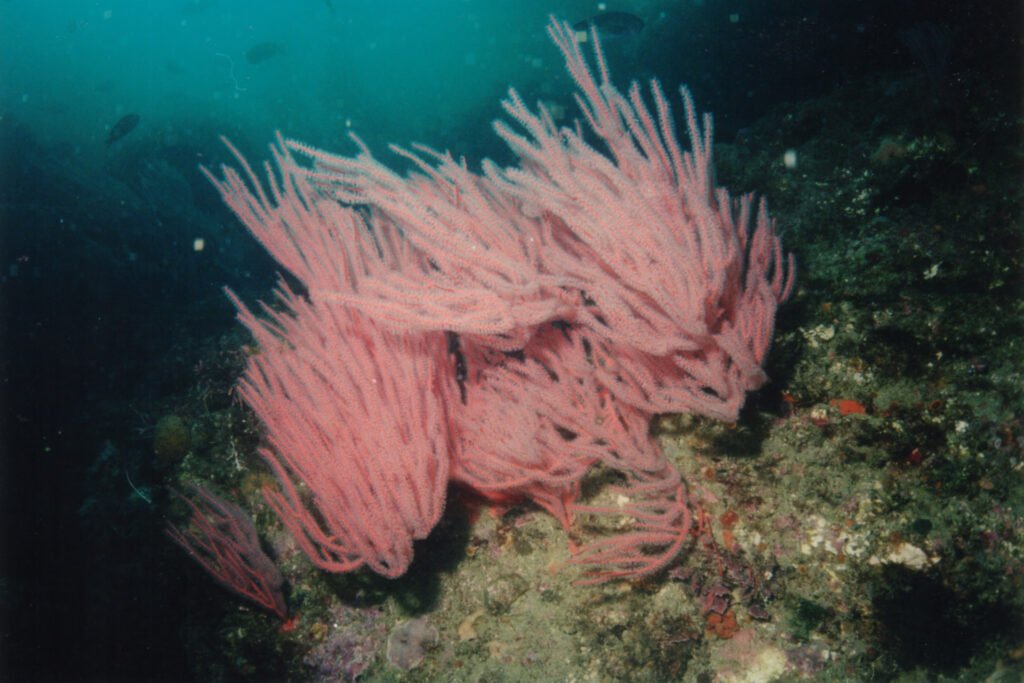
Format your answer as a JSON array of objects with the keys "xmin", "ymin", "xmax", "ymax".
[
  {"xmin": 386, "ymin": 616, "xmax": 439, "ymax": 671},
  {"xmin": 303, "ymin": 604, "xmax": 387, "ymax": 682}
]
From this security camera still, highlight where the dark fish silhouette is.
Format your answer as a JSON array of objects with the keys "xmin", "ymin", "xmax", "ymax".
[
  {"xmin": 245, "ymin": 42, "xmax": 285, "ymax": 64},
  {"xmin": 106, "ymin": 113, "xmax": 140, "ymax": 146},
  {"xmin": 572, "ymin": 11, "xmax": 644, "ymax": 38}
]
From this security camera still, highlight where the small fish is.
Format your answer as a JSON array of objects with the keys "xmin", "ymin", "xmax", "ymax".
[
  {"xmin": 245, "ymin": 41, "xmax": 285, "ymax": 65},
  {"xmin": 106, "ymin": 113, "xmax": 140, "ymax": 146},
  {"xmin": 572, "ymin": 11, "xmax": 644, "ymax": 39}
]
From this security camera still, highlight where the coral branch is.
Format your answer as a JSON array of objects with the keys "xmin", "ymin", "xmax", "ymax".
[{"xmin": 166, "ymin": 484, "xmax": 287, "ymax": 619}]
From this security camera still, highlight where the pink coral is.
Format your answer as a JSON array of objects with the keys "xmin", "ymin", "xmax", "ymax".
[
  {"xmin": 205, "ymin": 17, "xmax": 792, "ymax": 584},
  {"xmin": 229, "ymin": 287, "xmax": 454, "ymax": 578}
]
